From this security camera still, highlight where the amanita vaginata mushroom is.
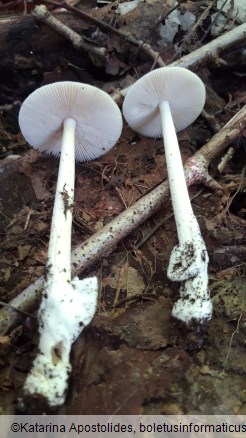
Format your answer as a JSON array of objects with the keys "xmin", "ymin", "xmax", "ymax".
[
  {"xmin": 18, "ymin": 81, "xmax": 122, "ymax": 406},
  {"xmin": 123, "ymin": 67, "xmax": 212, "ymax": 324}
]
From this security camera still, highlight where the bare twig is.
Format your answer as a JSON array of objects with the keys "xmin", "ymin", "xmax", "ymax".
[
  {"xmin": 114, "ymin": 23, "xmax": 246, "ymax": 101},
  {"xmin": 192, "ymin": 106, "xmax": 246, "ymax": 163},
  {"xmin": 0, "ymin": 300, "xmax": 35, "ymax": 319},
  {"xmin": 32, "ymin": 5, "xmax": 108, "ymax": 60},
  {"xmin": 224, "ymin": 164, "xmax": 246, "ymax": 215},
  {"xmin": 169, "ymin": 22, "xmax": 246, "ymax": 69},
  {"xmin": 36, "ymin": 0, "xmax": 165, "ymax": 66},
  {"xmin": 218, "ymin": 147, "xmax": 235, "ymax": 173},
  {"xmin": 202, "ymin": 109, "xmax": 222, "ymax": 133},
  {"xmin": 1, "ymin": 104, "xmax": 246, "ymax": 334},
  {"xmin": 223, "ymin": 311, "xmax": 242, "ymax": 373},
  {"xmin": 0, "ymin": 101, "xmax": 21, "ymax": 112}
]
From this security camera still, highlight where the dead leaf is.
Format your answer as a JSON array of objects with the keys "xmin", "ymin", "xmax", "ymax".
[
  {"xmin": 18, "ymin": 245, "xmax": 31, "ymax": 261},
  {"xmin": 93, "ymin": 300, "xmax": 172, "ymax": 350}
]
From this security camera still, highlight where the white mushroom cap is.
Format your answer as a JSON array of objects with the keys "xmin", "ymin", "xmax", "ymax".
[
  {"xmin": 19, "ymin": 81, "xmax": 123, "ymax": 162},
  {"xmin": 122, "ymin": 66, "xmax": 205, "ymax": 138}
]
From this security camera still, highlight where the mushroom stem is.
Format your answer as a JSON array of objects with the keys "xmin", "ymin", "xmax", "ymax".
[
  {"xmin": 159, "ymin": 100, "xmax": 212, "ymax": 323},
  {"xmin": 47, "ymin": 117, "xmax": 76, "ymax": 282},
  {"xmin": 22, "ymin": 119, "xmax": 99, "ymax": 407},
  {"xmin": 17, "ymin": 81, "xmax": 123, "ymax": 407},
  {"xmin": 159, "ymin": 101, "xmax": 195, "ymax": 244},
  {"xmin": 21, "ymin": 117, "xmax": 97, "ymax": 407}
]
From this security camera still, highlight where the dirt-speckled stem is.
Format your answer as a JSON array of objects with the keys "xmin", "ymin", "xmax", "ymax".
[
  {"xmin": 47, "ymin": 117, "xmax": 75, "ymax": 283},
  {"xmin": 0, "ymin": 181, "xmax": 167, "ymax": 334}
]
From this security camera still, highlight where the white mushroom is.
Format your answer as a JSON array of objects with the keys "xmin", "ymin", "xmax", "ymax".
[
  {"xmin": 18, "ymin": 81, "xmax": 122, "ymax": 406},
  {"xmin": 123, "ymin": 67, "xmax": 212, "ymax": 323}
]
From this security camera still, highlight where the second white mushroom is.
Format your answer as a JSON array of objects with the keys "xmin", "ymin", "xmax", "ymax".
[{"xmin": 123, "ymin": 66, "xmax": 212, "ymax": 324}]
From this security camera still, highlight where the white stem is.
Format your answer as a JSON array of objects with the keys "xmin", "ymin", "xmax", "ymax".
[
  {"xmin": 21, "ymin": 118, "xmax": 99, "ymax": 407},
  {"xmin": 47, "ymin": 117, "xmax": 76, "ymax": 282},
  {"xmin": 159, "ymin": 101, "xmax": 196, "ymax": 245},
  {"xmin": 159, "ymin": 101, "xmax": 212, "ymax": 323},
  {"xmin": 22, "ymin": 276, "xmax": 98, "ymax": 407}
]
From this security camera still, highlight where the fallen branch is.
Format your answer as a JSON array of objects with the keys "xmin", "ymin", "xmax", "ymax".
[
  {"xmin": 32, "ymin": 5, "xmax": 108, "ymax": 61},
  {"xmin": 1, "ymin": 104, "xmax": 246, "ymax": 334},
  {"xmin": 113, "ymin": 23, "xmax": 246, "ymax": 102},
  {"xmin": 172, "ymin": 22, "xmax": 246, "ymax": 69},
  {"xmin": 38, "ymin": 0, "xmax": 166, "ymax": 67}
]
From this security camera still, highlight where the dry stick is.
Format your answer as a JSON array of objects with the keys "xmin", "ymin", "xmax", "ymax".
[
  {"xmin": 39, "ymin": 0, "xmax": 245, "ymax": 71},
  {"xmin": 171, "ymin": 22, "xmax": 246, "ymax": 69},
  {"xmin": 0, "ymin": 25, "xmax": 246, "ymax": 334},
  {"xmin": 0, "ymin": 101, "xmax": 21, "ymax": 112},
  {"xmin": 32, "ymin": 5, "xmax": 108, "ymax": 60},
  {"xmin": 1, "ymin": 104, "xmax": 246, "ymax": 335},
  {"xmin": 38, "ymin": 0, "xmax": 165, "ymax": 67},
  {"xmin": 218, "ymin": 147, "xmax": 235, "ymax": 173},
  {"xmin": 113, "ymin": 23, "xmax": 246, "ymax": 102}
]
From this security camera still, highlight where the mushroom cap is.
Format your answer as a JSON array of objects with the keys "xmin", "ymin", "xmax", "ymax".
[
  {"xmin": 122, "ymin": 66, "xmax": 205, "ymax": 138},
  {"xmin": 19, "ymin": 81, "xmax": 123, "ymax": 162}
]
